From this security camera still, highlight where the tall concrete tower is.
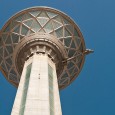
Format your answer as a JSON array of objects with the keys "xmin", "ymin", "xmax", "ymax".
[{"xmin": 0, "ymin": 7, "xmax": 93, "ymax": 115}]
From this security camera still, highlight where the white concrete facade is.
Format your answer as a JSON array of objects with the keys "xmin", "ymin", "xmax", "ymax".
[{"xmin": 11, "ymin": 54, "xmax": 62, "ymax": 115}]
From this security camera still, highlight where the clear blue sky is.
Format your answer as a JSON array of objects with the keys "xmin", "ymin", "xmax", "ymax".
[{"xmin": 0, "ymin": 0, "xmax": 115, "ymax": 115}]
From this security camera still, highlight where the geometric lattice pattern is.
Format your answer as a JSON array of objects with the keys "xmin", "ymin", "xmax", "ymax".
[{"xmin": 0, "ymin": 7, "xmax": 85, "ymax": 89}]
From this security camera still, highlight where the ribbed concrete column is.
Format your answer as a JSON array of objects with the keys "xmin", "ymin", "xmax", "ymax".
[{"xmin": 11, "ymin": 54, "xmax": 62, "ymax": 115}]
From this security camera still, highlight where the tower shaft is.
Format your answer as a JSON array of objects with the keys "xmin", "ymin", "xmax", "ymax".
[{"xmin": 11, "ymin": 54, "xmax": 62, "ymax": 115}]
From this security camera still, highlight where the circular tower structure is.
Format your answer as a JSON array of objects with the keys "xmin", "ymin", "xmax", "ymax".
[{"xmin": 0, "ymin": 7, "xmax": 93, "ymax": 115}]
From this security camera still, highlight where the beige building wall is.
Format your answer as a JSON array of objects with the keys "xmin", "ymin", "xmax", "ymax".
[{"xmin": 11, "ymin": 54, "xmax": 62, "ymax": 115}]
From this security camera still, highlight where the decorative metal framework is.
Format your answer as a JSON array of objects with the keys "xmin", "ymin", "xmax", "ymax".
[{"xmin": 0, "ymin": 7, "xmax": 87, "ymax": 89}]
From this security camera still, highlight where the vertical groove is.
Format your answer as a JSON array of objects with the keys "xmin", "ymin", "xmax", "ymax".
[
  {"xmin": 48, "ymin": 64, "xmax": 54, "ymax": 115},
  {"xmin": 19, "ymin": 63, "xmax": 32, "ymax": 115}
]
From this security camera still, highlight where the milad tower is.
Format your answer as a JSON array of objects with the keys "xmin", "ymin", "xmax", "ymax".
[{"xmin": 0, "ymin": 7, "xmax": 93, "ymax": 115}]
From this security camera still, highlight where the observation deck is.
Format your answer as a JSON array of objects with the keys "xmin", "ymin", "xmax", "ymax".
[{"xmin": 0, "ymin": 7, "xmax": 87, "ymax": 89}]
